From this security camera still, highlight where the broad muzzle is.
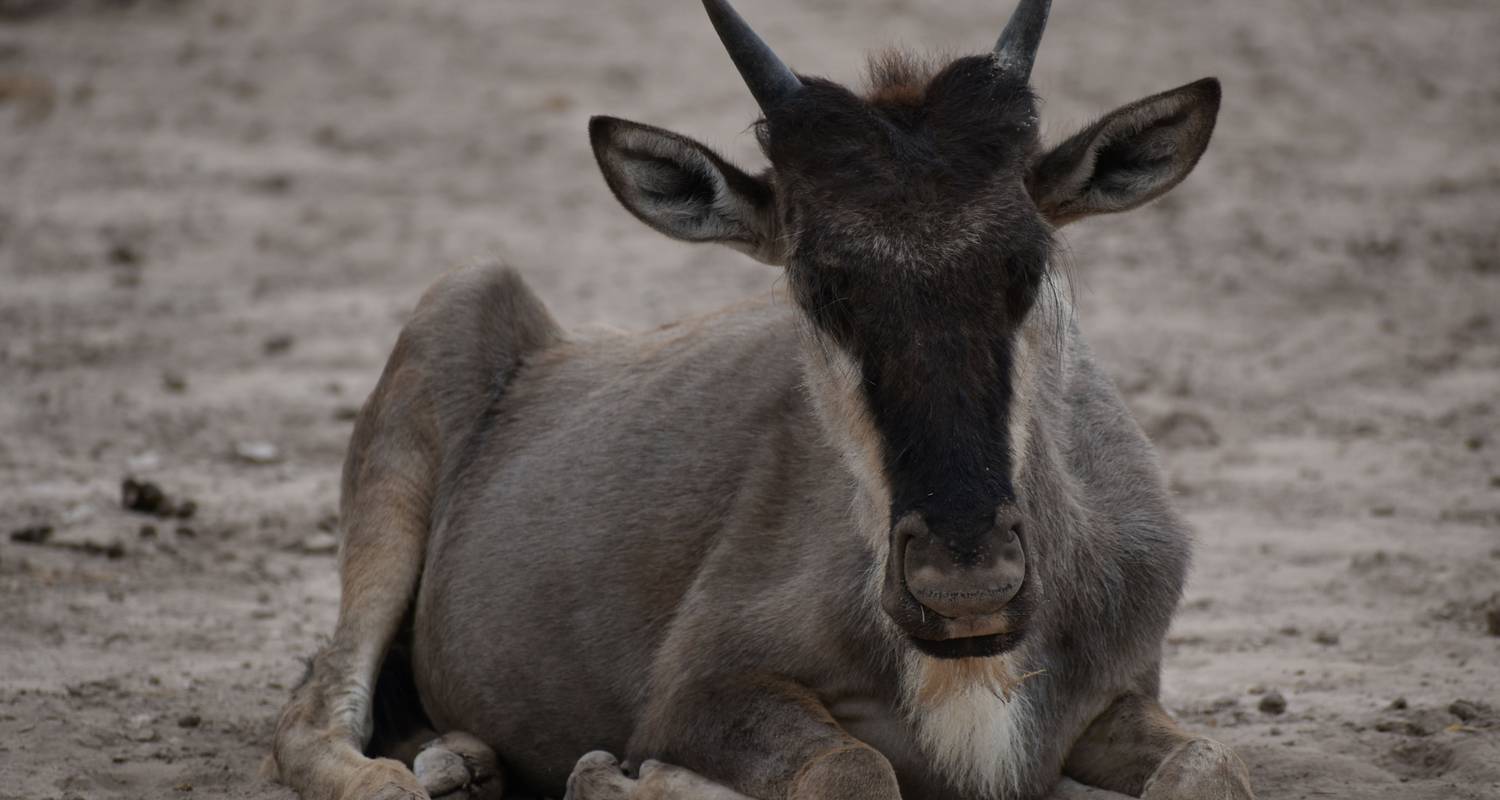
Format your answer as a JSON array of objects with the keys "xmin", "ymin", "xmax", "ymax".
[{"xmin": 882, "ymin": 506, "xmax": 1029, "ymax": 656}]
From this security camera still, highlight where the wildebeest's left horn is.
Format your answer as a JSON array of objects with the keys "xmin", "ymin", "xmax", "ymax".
[
  {"xmin": 703, "ymin": 0, "xmax": 803, "ymax": 113},
  {"xmin": 994, "ymin": 0, "xmax": 1051, "ymax": 81}
]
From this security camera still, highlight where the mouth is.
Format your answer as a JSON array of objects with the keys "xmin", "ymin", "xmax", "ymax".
[
  {"xmin": 882, "ymin": 579, "xmax": 1032, "ymax": 659},
  {"xmin": 907, "ymin": 628, "xmax": 1027, "ymax": 659}
]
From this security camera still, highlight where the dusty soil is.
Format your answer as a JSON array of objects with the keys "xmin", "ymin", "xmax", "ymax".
[{"xmin": 2, "ymin": 1, "xmax": 1498, "ymax": 798}]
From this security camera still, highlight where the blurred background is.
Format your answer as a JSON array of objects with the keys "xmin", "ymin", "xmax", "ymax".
[{"xmin": 1, "ymin": 1, "xmax": 1497, "ymax": 798}]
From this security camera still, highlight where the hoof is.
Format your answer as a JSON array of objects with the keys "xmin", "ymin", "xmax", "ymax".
[
  {"xmin": 1142, "ymin": 738, "xmax": 1254, "ymax": 800},
  {"xmin": 343, "ymin": 757, "xmax": 429, "ymax": 800},
  {"xmin": 414, "ymin": 732, "xmax": 503, "ymax": 800},
  {"xmin": 565, "ymin": 751, "xmax": 637, "ymax": 800}
]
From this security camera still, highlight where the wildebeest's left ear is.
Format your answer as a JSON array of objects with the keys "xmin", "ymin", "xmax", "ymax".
[
  {"xmin": 1027, "ymin": 78, "xmax": 1220, "ymax": 227},
  {"xmin": 589, "ymin": 116, "xmax": 784, "ymax": 265}
]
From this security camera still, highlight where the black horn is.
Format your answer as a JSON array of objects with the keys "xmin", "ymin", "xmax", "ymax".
[
  {"xmin": 994, "ymin": 0, "xmax": 1051, "ymax": 82},
  {"xmin": 702, "ymin": 0, "xmax": 802, "ymax": 112}
]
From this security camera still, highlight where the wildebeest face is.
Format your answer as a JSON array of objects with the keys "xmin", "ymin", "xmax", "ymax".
[
  {"xmin": 588, "ymin": 0, "xmax": 1222, "ymax": 658},
  {"xmin": 765, "ymin": 63, "xmax": 1050, "ymax": 657},
  {"xmin": 771, "ymin": 60, "xmax": 1050, "ymax": 533}
]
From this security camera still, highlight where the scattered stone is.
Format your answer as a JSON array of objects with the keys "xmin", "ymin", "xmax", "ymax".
[
  {"xmin": 1247, "ymin": 684, "xmax": 1267, "ymax": 695},
  {"xmin": 1449, "ymin": 700, "xmax": 1486, "ymax": 722},
  {"xmin": 161, "ymin": 370, "xmax": 188, "ymax": 393},
  {"xmin": 1313, "ymin": 630, "xmax": 1341, "ymax": 646},
  {"xmin": 1487, "ymin": 607, "xmax": 1500, "ymax": 637},
  {"xmin": 299, "ymin": 532, "xmax": 338, "ymax": 555},
  {"xmin": 121, "ymin": 478, "xmax": 199, "ymax": 522},
  {"xmin": 332, "ymin": 405, "xmax": 360, "ymax": 422},
  {"xmin": 121, "ymin": 478, "xmax": 168, "ymax": 515},
  {"xmin": 124, "ymin": 713, "xmax": 158, "ymax": 743},
  {"xmin": 84, "ymin": 539, "xmax": 127, "ymax": 559},
  {"xmin": 1375, "ymin": 713, "xmax": 1441, "ymax": 737},
  {"xmin": 60, "ymin": 503, "xmax": 95, "ymax": 526},
  {"xmin": 175, "ymin": 526, "xmax": 196, "ymax": 539},
  {"xmin": 139, "ymin": 524, "xmax": 157, "ymax": 539},
  {"xmin": 9, "ymin": 524, "xmax": 52, "ymax": 544},
  {"xmin": 1278, "ymin": 625, "xmax": 1301, "ymax": 637},
  {"xmin": 234, "ymin": 440, "xmax": 280, "ymax": 464},
  {"xmin": 176, "ymin": 713, "xmax": 201, "ymax": 729},
  {"xmin": 1390, "ymin": 697, "xmax": 1408, "ymax": 711},
  {"xmin": 174, "ymin": 782, "xmax": 193, "ymax": 793},
  {"xmin": 1370, "ymin": 505, "xmax": 1396, "ymax": 518},
  {"xmin": 127, "ymin": 451, "xmax": 162, "ymax": 471},
  {"xmin": 1258, "ymin": 690, "xmax": 1287, "ymax": 715},
  {"xmin": 250, "ymin": 173, "xmax": 293, "ymax": 194},
  {"xmin": 262, "ymin": 333, "xmax": 295, "ymax": 356},
  {"xmin": 107, "ymin": 241, "xmax": 140, "ymax": 266}
]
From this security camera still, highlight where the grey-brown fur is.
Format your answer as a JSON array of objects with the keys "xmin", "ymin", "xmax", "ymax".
[{"xmin": 268, "ymin": 1, "xmax": 1254, "ymax": 798}]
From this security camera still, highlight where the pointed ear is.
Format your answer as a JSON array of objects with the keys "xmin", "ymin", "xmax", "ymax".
[
  {"xmin": 1028, "ymin": 78, "xmax": 1221, "ymax": 226},
  {"xmin": 589, "ymin": 116, "xmax": 784, "ymax": 265}
]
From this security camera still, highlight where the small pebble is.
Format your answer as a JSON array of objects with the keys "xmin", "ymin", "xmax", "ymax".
[
  {"xmin": 121, "ymin": 478, "xmax": 168, "ymax": 515},
  {"xmin": 9, "ymin": 525, "xmax": 53, "ymax": 544},
  {"xmin": 1390, "ymin": 697, "xmax": 1408, "ymax": 710},
  {"xmin": 262, "ymin": 333, "xmax": 295, "ymax": 356},
  {"xmin": 299, "ymin": 532, "xmax": 338, "ymax": 555},
  {"xmin": 1258, "ymin": 690, "xmax": 1287, "ymax": 715},
  {"xmin": 1313, "ymin": 630, "xmax": 1341, "ymax": 646},
  {"xmin": 1449, "ymin": 699, "xmax": 1483, "ymax": 722},
  {"xmin": 176, "ymin": 713, "xmax": 201, "ymax": 729},
  {"xmin": 234, "ymin": 440, "xmax": 281, "ymax": 464}
]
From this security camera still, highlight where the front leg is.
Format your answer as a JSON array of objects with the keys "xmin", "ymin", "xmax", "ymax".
[
  {"xmin": 569, "ymin": 675, "xmax": 902, "ymax": 800},
  {"xmin": 1064, "ymin": 694, "xmax": 1253, "ymax": 800}
]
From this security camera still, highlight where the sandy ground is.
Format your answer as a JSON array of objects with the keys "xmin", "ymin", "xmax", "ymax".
[{"xmin": 2, "ymin": 1, "xmax": 1498, "ymax": 798}]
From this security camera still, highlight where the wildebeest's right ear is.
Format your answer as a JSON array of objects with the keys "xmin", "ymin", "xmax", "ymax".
[
  {"xmin": 1027, "ymin": 78, "xmax": 1221, "ymax": 227},
  {"xmin": 589, "ymin": 116, "xmax": 783, "ymax": 265}
]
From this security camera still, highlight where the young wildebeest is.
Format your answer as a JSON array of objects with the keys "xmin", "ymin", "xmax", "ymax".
[{"xmin": 269, "ymin": 1, "xmax": 1253, "ymax": 798}]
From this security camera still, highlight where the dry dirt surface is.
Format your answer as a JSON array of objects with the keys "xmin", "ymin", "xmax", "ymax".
[{"xmin": 2, "ymin": 1, "xmax": 1498, "ymax": 798}]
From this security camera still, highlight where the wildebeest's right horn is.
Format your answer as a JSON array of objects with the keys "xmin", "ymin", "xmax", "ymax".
[
  {"xmin": 994, "ymin": 0, "xmax": 1051, "ymax": 82},
  {"xmin": 703, "ymin": 0, "xmax": 803, "ymax": 113}
]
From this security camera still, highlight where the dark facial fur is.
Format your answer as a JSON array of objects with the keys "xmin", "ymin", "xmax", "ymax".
[{"xmin": 764, "ymin": 55, "xmax": 1053, "ymax": 543}]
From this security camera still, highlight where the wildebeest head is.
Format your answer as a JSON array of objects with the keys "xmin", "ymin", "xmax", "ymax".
[{"xmin": 590, "ymin": 0, "xmax": 1219, "ymax": 658}]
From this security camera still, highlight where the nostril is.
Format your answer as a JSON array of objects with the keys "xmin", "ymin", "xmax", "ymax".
[{"xmin": 994, "ymin": 503, "xmax": 1024, "ymax": 537}]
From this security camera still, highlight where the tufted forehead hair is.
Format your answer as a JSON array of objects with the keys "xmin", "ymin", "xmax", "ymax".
[
  {"xmin": 751, "ymin": 52, "xmax": 1042, "ymax": 223},
  {"xmin": 864, "ymin": 50, "xmax": 944, "ymax": 106}
]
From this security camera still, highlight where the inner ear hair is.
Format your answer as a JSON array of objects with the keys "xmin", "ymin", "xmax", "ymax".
[
  {"xmin": 1028, "ymin": 77, "xmax": 1220, "ymax": 226},
  {"xmin": 588, "ymin": 116, "xmax": 781, "ymax": 262}
]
